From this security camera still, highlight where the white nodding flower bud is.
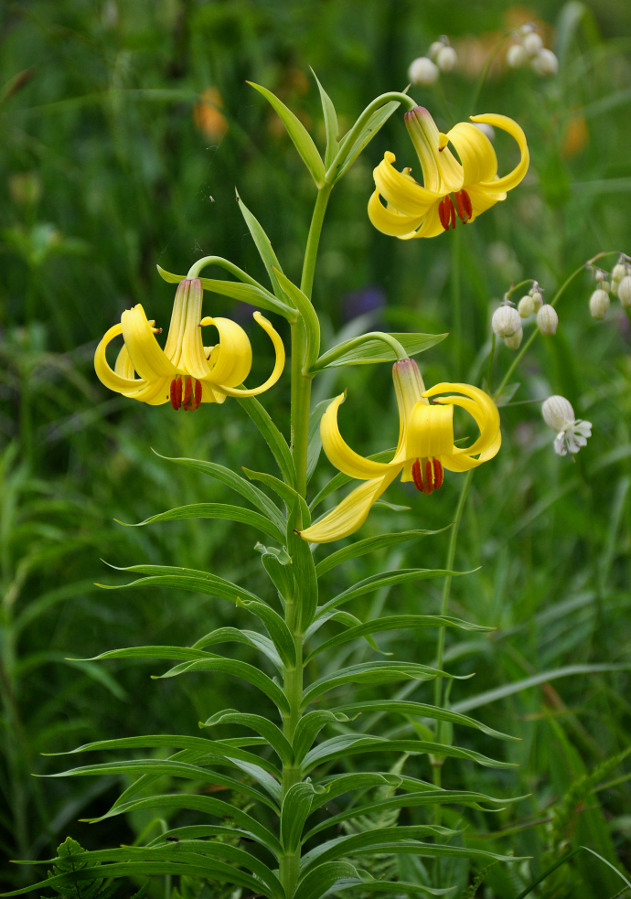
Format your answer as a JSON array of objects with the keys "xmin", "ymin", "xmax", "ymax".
[
  {"xmin": 428, "ymin": 40, "xmax": 446, "ymax": 59},
  {"xmin": 518, "ymin": 295, "xmax": 535, "ymax": 318},
  {"xmin": 536, "ymin": 304, "xmax": 558, "ymax": 335},
  {"xmin": 600, "ymin": 280, "xmax": 611, "ymax": 293},
  {"xmin": 504, "ymin": 327, "xmax": 523, "ymax": 349},
  {"xmin": 617, "ymin": 275, "xmax": 631, "ymax": 307},
  {"xmin": 532, "ymin": 49, "xmax": 558, "ymax": 76},
  {"xmin": 492, "ymin": 304, "xmax": 522, "ymax": 338},
  {"xmin": 612, "ymin": 262, "xmax": 627, "ymax": 282},
  {"xmin": 542, "ymin": 395, "xmax": 592, "ymax": 456},
  {"xmin": 408, "ymin": 56, "xmax": 440, "ymax": 86},
  {"xmin": 542, "ymin": 395, "xmax": 575, "ymax": 431},
  {"xmin": 530, "ymin": 290, "xmax": 543, "ymax": 311},
  {"xmin": 436, "ymin": 45, "xmax": 458, "ymax": 72},
  {"xmin": 523, "ymin": 32, "xmax": 544, "ymax": 56},
  {"xmin": 507, "ymin": 43, "xmax": 529, "ymax": 68},
  {"xmin": 589, "ymin": 288, "xmax": 610, "ymax": 319}
]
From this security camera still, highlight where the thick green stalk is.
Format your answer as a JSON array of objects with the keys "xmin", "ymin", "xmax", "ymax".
[
  {"xmin": 280, "ymin": 183, "xmax": 332, "ymax": 897},
  {"xmin": 432, "ymin": 469, "xmax": 474, "ymax": 798}
]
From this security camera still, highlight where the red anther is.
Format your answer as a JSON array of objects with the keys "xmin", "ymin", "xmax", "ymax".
[
  {"xmin": 423, "ymin": 460, "xmax": 434, "ymax": 495},
  {"xmin": 182, "ymin": 376, "xmax": 193, "ymax": 410},
  {"xmin": 170, "ymin": 376, "xmax": 183, "ymax": 410},
  {"xmin": 194, "ymin": 378, "xmax": 202, "ymax": 409},
  {"xmin": 412, "ymin": 459, "xmax": 424, "ymax": 492},
  {"xmin": 455, "ymin": 189, "xmax": 472, "ymax": 223},
  {"xmin": 439, "ymin": 195, "xmax": 456, "ymax": 230},
  {"xmin": 432, "ymin": 458, "xmax": 444, "ymax": 490}
]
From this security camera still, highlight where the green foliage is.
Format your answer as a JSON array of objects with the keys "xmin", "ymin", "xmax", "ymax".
[{"xmin": 2, "ymin": 1, "xmax": 631, "ymax": 897}]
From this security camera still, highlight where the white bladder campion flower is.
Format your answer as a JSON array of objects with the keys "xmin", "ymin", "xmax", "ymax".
[{"xmin": 542, "ymin": 395, "xmax": 592, "ymax": 456}]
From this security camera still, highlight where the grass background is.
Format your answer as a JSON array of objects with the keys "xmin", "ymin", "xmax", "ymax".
[{"xmin": 2, "ymin": 0, "xmax": 631, "ymax": 896}]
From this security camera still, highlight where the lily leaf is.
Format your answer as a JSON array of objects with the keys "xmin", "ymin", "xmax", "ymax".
[
  {"xmin": 312, "ymin": 331, "xmax": 447, "ymax": 371},
  {"xmin": 248, "ymin": 81, "xmax": 325, "ymax": 185}
]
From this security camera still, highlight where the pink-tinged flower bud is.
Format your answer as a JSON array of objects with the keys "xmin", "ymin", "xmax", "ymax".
[
  {"xmin": 536, "ymin": 304, "xmax": 558, "ymax": 335},
  {"xmin": 408, "ymin": 56, "xmax": 439, "ymax": 86},
  {"xmin": 589, "ymin": 288, "xmax": 610, "ymax": 319},
  {"xmin": 617, "ymin": 275, "xmax": 631, "ymax": 307},
  {"xmin": 492, "ymin": 304, "xmax": 521, "ymax": 338}
]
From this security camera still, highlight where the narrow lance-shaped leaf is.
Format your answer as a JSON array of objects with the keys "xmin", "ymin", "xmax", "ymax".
[
  {"xmin": 280, "ymin": 782, "xmax": 315, "ymax": 852},
  {"xmin": 312, "ymin": 70, "xmax": 339, "ymax": 169},
  {"xmin": 248, "ymin": 81, "xmax": 325, "ymax": 185},
  {"xmin": 202, "ymin": 709, "xmax": 293, "ymax": 764},
  {"xmin": 237, "ymin": 395, "xmax": 296, "ymax": 487},
  {"xmin": 116, "ymin": 502, "xmax": 285, "ymax": 543},
  {"xmin": 311, "ymin": 331, "xmax": 447, "ymax": 371}
]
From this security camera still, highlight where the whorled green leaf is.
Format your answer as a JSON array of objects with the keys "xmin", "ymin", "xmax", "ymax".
[
  {"xmin": 237, "ymin": 395, "xmax": 296, "ymax": 486},
  {"xmin": 201, "ymin": 709, "xmax": 293, "ymax": 764},
  {"xmin": 302, "ymin": 660, "xmax": 457, "ymax": 708},
  {"xmin": 305, "ymin": 789, "xmax": 518, "ymax": 841},
  {"xmin": 116, "ymin": 502, "xmax": 285, "ymax": 543},
  {"xmin": 322, "ymin": 568, "xmax": 470, "ymax": 613},
  {"xmin": 311, "ymin": 331, "xmax": 446, "ymax": 372},
  {"xmin": 236, "ymin": 597, "xmax": 297, "ymax": 667},
  {"xmin": 248, "ymin": 81, "xmax": 325, "ymax": 185},
  {"xmin": 293, "ymin": 860, "xmax": 363, "ymax": 899},
  {"xmin": 310, "ymin": 771, "xmax": 407, "ymax": 810},
  {"xmin": 307, "ymin": 397, "xmax": 337, "ymax": 484},
  {"xmin": 192, "ymin": 626, "xmax": 282, "ymax": 670},
  {"xmin": 244, "ymin": 467, "xmax": 310, "ymax": 523},
  {"xmin": 306, "ymin": 613, "xmax": 493, "ymax": 661},
  {"xmin": 315, "ymin": 528, "xmax": 445, "ymax": 577},
  {"xmin": 312, "ymin": 70, "xmax": 339, "ymax": 169},
  {"xmin": 280, "ymin": 782, "xmax": 315, "ymax": 852},
  {"xmin": 84, "ymin": 793, "xmax": 283, "ymax": 854},
  {"xmin": 44, "ymin": 757, "xmax": 276, "ymax": 811},
  {"xmin": 154, "ymin": 654, "xmax": 290, "ymax": 714},
  {"xmin": 336, "ymin": 700, "xmax": 518, "ymax": 742},
  {"xmin": 302, "ymin": 734, "xmax": 515, "ymax": 772},
  {"xmin": 151, "ymin": 451, "xmax": 284, "ymax": 527},
  {"xmin": 300, "ymin": 827, "xmax": 523, "ymax": 873},
  {"xmin": 258, "ymin": 545, "xmax": 296, "ymax": 605},
  {"xmin": 97, "ymin": 562, "xmax": 263, "ymax": 606},
  {"xmin": 2, "ymin": 843, "xmax": 283, "ymax": 898},
  {"xmin": 292, "ymin": 710, "xmax": 353, "ymax": 764}
]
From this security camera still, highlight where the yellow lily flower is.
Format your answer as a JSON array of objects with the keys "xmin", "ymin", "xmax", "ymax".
[
  {"xmin": 94, "ymin": 278, "xmax": 285, "ymax": 409},
  {"xmin": 368, "ymin": 106, "xmax": 529, "ymax": 239},
  {"xmin": 300, "ymin": 358, "xmax": 501, "ymax": 543}
]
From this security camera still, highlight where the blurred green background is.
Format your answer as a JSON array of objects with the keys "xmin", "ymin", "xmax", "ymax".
[{"xmin": 2, "ymin": 1, "xmax": 631, "ymax": 895}]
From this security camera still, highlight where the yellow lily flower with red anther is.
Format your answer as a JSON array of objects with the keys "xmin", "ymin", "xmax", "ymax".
[
  {"xmin": 94, "ymin": 278, "xmax": 285, "ymax": 410},
  {"xmin": 368, "ymin": 106, "xmax": 529, "ymax": 239},
  {"xmin": 300, "ymin": 358, "xmax": 501, "ymax": 543}
]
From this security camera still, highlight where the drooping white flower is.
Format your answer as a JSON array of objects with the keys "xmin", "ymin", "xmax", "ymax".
[{"xmin": 541, "ymin": 395, "xmax": 592, "ymax": 456}]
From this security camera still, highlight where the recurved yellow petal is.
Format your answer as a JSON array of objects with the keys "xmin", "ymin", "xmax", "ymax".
[
  {"xmin": 299, "ymin": 471, "xmax": 399, "ymax": 544},
  {"xmin": 320, "ymin": 393, "xmax": 394, "ymax": 480}
]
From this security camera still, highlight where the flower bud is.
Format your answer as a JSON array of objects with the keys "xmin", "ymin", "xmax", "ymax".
[
  {"xmin": 530, "ymin": 290, "xmax": 543, "ymax": 311},
  {"xmin": 504, "ymin": 327, "xmax": 523, "ymax": 349},
  {"xmin": 408, "ymin": 56, "xmax": 439, "ymax": 86},
  {"xmin": 507, "ymin": 43, "xmax": 528, "ymax": 68},
  {"xmin": 536, "ymin": 304, "xmax": 558, "ymax": 335},
  {"xmin": 612, "ymin": 262, "xmax": 627, "ymax": 283},
  {"xmin": 436, "ymin": 45, "xmax": 457, "ymax": 72},
  {"xmin": 617, "ymin": 275, "xmax": 631, "ymax": 307},
  {"xmin": 492, "ymin": 304, "xmax": 521, "ymax": 338},
  {"xmin": 589, "ymin": 288, "xmax": 610, "ymax": 319},
  {"xmin": 523, "ymin": 32, "xmax": 544, "ymax": 56},
  {"xmin": 532, "ymin": 49, "xmax": 558, "ymax": 76},
  {"xmin": 542, "ymin": 395, "xmax": 574, "ymax": 431},
  {"xmin": 428, "ymin": 41, "xmax": 445, "ymax": 59},
  {"xmin": 518, "ymin": 295, "xmax": 535, "ymax": 318}
]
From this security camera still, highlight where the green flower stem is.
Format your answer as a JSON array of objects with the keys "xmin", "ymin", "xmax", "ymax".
[
  {"xmin": 280, "ymin": 183, "xmax": 333, "ymax": 897},
  {"xmin": 432, "ymin": 468, "xmax": 474, "ymax": 805},
  {"xmin": 493, "ymin": 261, "xmax": 599, "ymax": 399}
]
